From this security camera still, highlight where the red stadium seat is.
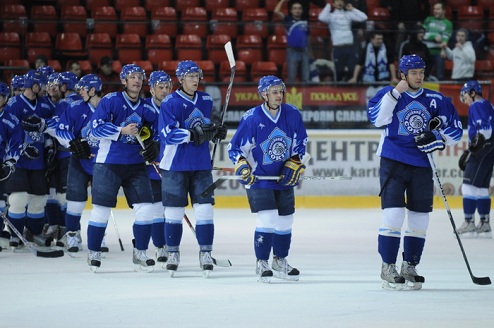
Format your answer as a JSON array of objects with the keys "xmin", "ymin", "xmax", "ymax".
[
  {"xmin": 61, "ymin": 5, "xmax": 88, "ymax": 36},
  {"xmin": 175, "ymin": 0, "xmax": 200, "ymax": 13},
  {"xmin": 87, "ymin": 33, "xmax": 113, "ymax": 66},
  {"xmin": 55, "ymin": 32, "xmax": 87, "ymax": 58},
  {"xmin": 144, "ymin": 0, "xmax": 172, "ymax": 12},
  {"xmin": 121, "ymin": 6, "xmax": 148, "ymax": 36},
  {"xmin": 182, "ymin": 7, "xmax": 209, "ymax": 38},
  {"xmin": 115, "ymin": 33, "xmax": 143, "ymax": 64},
  {"xmin": 211, "ymin": 8, "xmax": 238, "ymax": 38},
  {"xmin": 235, "ymin": 0, "xmax": 260, "ymax": 10},
  {"xmin": 4, "ymin": 59, "xmax": 30, "ymax": 83},
  {"xmin": 367, "ymin": 7, "xmax": 391, "ymax": 30},
  {"xmin": 30, "ymin": 5, "xmax": 58, "ymax": 34},
  {"xmin": 86, "ymin": 0, "xmax": 110, "ymax": 13},
  {"xmin": 250, "ymin": 61, "xmax": 279, "ymax": 82},
  {"xmin": 236, "ymin": 34, "xmax": 264, "ymax": 65},
  {"xmin": 132, "ymin": 60, "xmax": 154, "ymax": 73},
  {"xmin": 242, "ymin": 8, "xmax": 269, "ymax": 38},
  {"xmin": 48, "ymin": 59, "xmax": 62, "ymax": 72},
  {"xmin": 0, "ymin": 32, "xmax": 21, "ymax": 65},
  {"xmin": 145, "ymin": 34, "xmax": 173, "ymax": 68},
  {"xmin": 457, "ymin": 6, "xmax": 484, "ymax": 32},
  {"xmin": 0, "ymin": 4, "xmax": 27, "ymax": 34},
  {"xmin": 151, "ymin": 7, "xmax": 178, "ymax": 36},
  {"xmin": 114, "ymin": 0, "xmax": 140, "ymax": 12},
  {"xmin": 57, "ymin": 0, "xmax": 81, "ymax": 6},
  {"xmin": 92, "ymin": 6, "xmax": 118, "ymax": 37},
  {"xmin": 25, "ymin": 32, "xmax": 53, "ymax": 63},
  {"xmin": 475, "ymin": 60, "xmax": 494, "ymax": 79},
  {"xmin": 78, "ymin": 60, "xmax": 93, "ymax": 74},
  {"xmin": 196, "ymin": 60, "xmax": 216, "ymax": 82},
  {"xmin": 159, "ymin": 60, "xmax": 180, "ymax": 73},
  {"xmin": 175, "ymin": 34, "xmax": 203, "ymax": 61},
  {"xmin": 206, "ymin": 34, "xmax": 231, "ymax": 64},
  {"xmin": 265, "ymin": 0, "xmax": 287, "ymax": 12},
  {"xmin": 220, "ymin": 60, "xmax": 247, "ymax": 82},
  {"xmin": 205, "ymin": 0, "xmax": 230, "ymax": 12},
  {"xmin": 266, "ymin": 35, "xmax": 287, "ymax": 65},
  {"xmin": 309, "ymin": 7, "xmax": 329, "ymax": 37}
]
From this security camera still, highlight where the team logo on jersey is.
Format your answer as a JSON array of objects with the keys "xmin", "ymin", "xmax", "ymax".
[
  {"xmin": 82, "ymin": 123, "xmax": 99, "ymax": 148},
  {"xmin": 120, "ymin": 112, "xmax": 143, "ymax": 143},
  {"xmin": 185, "ymin": 108, "xmax": 209, "ymax": 129},
  {"xmin": 260, "ymin": 127, "xmax": 291, "ymax": 165},
  {"xmin": 396, "ymin": 101, "xmax": 430, "ymax": 135}
]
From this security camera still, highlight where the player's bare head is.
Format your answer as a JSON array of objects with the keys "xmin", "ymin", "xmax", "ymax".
[{"xmin": 176, "ymin": 60, "xmax": 203, "ymax": 96}]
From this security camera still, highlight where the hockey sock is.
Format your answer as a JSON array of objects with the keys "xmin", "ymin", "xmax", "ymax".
[
  {"xmin": 378, "ymin": 234, "xmax": 401, "ymax": 264},
  {"xmin": 463, "ymin": 197, "xmax": 477, "ymax": 221},
  {"xmin": 164, "ymin": 222, "xmax": 183, "ymax": 252},
  {"xmin": 26, "ymin": 214, "xmax": 46, "ymax": 235},
  {"xmin": 7, "ymin": 213, "xmax": 25, "ymax": 237},
  {"xmin": 45, "ymin": 200, "xmax": 59, "ymax": 226},
  {"xmin": 65, "ymin": 212, "xmax": 82, "ymax": 232},
  {"xmin": 273, "ymin": 232, "xmax": 291, "ymax": 258},
  {"xmin": 151, "ymin": 218, "xmax": 165, "ymax": 248},
  {"xmin": 477, "ymin": 197, "xmax": 491, "ymax": 221},
  {"xmin": 133, "ymin": 223, "xmax": 152, "ymax": 250},
  {"xmin": 195, "ymin": 222, "xmax": 214, "ymax": 252},
  {"xmin": 57, "ymin": 205, "xmax": 66, "ymax": 227},
  {"xmin": 403, "ymin": 236, "xmax": 425, "ymax": 264},
  {"xmin": 254, "ymin": 230, "xmax": 274, "ymax": 261},
  {"xmin": 87, "ymin": 224, "xmax": 106, "ymax": 251}
]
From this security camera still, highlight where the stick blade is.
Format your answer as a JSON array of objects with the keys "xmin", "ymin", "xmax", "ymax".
[
  {"xmin": 212, "ymin": 257, "xmax": 232, "ymax": 267},
  {"xmin": 224, "ymin": 41, "xmax": 235, "ymax": 68},
  {"xmin": 473, "ymin": 276, "xmax": 491, "ymax": 285},
  {"xmin": 200, "ymin": 178, "xmax": 226, "ymax": 198},
  {"xmin": 36, "ymin": 249, "xmax": 64, "ymax": 258}
]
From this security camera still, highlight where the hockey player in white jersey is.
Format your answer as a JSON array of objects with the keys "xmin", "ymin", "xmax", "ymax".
[
  {"xmin": 158, "ymin": 60, "xmax": 227, "ymax": 277},
  {"xmin": 86, "ymin": 64, "xmax": 160, "ymax": 272},
  {"xmin": 368, "ymin": 55, "xmax": 463, "ymax": 290},
  {"xmin": 228, "ymin": 75, "xmax": 308, "ymax": 283},
  {"xmin": 146, "ymin": 70, "xmax": 173, "ymax": 266}
]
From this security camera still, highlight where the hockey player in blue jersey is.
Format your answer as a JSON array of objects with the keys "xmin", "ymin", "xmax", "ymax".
[
  {"xmin": 10, "ymin": 74, "xmax": 25, "ymax": 97},
  {"xmin": 456, "ymin": 80, "xmax": 494, "ymax": 238},
  {"xmin": 158, "ymin": 60, "xmax": 227, "ymax": 277},
  {"xmin": 368, "ymin": 54, "xmax": 463, "ymax": 290},
  {"xmin": 146, "ymin": 70, "xmax": 173, "ymax": 266},
  {"xmin": 87, "ymin": 64, "xmax": 160, "ymax": 272},
  {"xmin": 56, "ymin": 74, "xmax": 103, "ymax": 255},
  {"xmin": 228, "ymin": 75, "xmax": 308, "ymax": 283}
]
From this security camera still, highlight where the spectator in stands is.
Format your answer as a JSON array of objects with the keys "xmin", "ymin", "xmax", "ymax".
[
  {"xmin": 423, "ymin": 2, "xmax": 453, "ymax": 81},
  {"xmin": 274, "ymin": 0, "xmax": 310, "ymax": 83},
  {"xmin": 318, "ymin": 0, "xmax": 368, "ymax": 82},
  {"xmin": 399, "ymin": 25, "xmax": 433, "ymax": 79},
  {"xmin": 98, "ymin": 57, "xmax": 120, "ymax": 95},
  {"xmin": 34, "ymin": 55, "xmax": 48, "ymax": 70},
  {"xmin": 348, "ymin": 31, "xmax": 399, "ymax": 84},
  {"xmin": 441, "ymin": 28, "xmax": 476, "ymax": 82},
  {"xmin": 66, "ymin": 60, "xmax": 82, "ymax": 79}
]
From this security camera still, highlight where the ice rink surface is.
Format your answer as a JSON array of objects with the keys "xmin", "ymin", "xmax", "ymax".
[{"xmin": 1, "ymin": 208, "xmax": 493, "ymax": 328}]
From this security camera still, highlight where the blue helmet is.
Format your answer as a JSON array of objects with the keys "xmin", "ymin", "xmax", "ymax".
[
  {"xmin": 399, "ymin": 54, "xmax": 426, "ymax": 75},
  {"xmin": 58, "ymin": 71, "xmax": 78, "ymax": 90},
  {"xmin": 148, "ymin": 70, "xmax": 172, "ymax": 87},
  {"xmin": 120, "ymin": 64, "xmax": 146, "ymax": 81},
  {"xmin": 47, "ymin": 72, "xmax": 60, "ymax": 84},
  {"xmin": 37, "ymin": 65, "xmax": 55, "ymax": 78},
  {"xmin": 24, "ymin": 70, "xmax": 48, "ymax": 89},
  {"xmin": 258, "ymin": 75, "xmax": 286, "ymax": 96},
  {"xmin": 11, "ymin": 75, "xmax": 25, "ymax": 89},
  {"xmin": 0, "ymin": 82, "xmax": 10, "ymax": 97},
  {"xmin": 175, "ymin": 60, "xmax": 203, "ymax": 79},
  {"xmin": 461, "ymin": 80, "xmax": 482, "ymax": 95},
  {"xmin": 77, "ymin": 74, "xmax": 102, "ymax": 92}
]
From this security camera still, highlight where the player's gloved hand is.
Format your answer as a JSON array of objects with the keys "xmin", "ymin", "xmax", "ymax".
[
  {"xmin": 69, "ymin": 138, "xmax": 91, "ymax": 159},
  {"xmin": 212, "ymin": 124, "xmax": 228, "ymax": 143},
  {"xmin": 235, "ymin": 157, "xmax": 256, "ymax": 185},
  {"xmin": 414, "ymin": 130, "xmax": 446, "ymax": 153},
  {"xmin": 21, "ymin": 144, "xmax": 40, "ymax": 160},
  {"xmin": 458, "ymin": 150, "xmax": 471, "ymax": 171},
  {"xmin": 189, "ymin": 123, "xmax": 217, "ymax": 146},
  {"xmin": 140, "ymin": 139, "xmax": 160, "ymax": 163},
  {"xmin": 139, "ymin": 125, "xmax": 152, "ymax": 141},
  {"xmin": 44, "ymin": 143, "xmax": 57, "ymax": 176},
  {"xmin": 278, "ymin": 156, "xmax": 306, "ymax": 187},
  {"xmin": 21, "ymin": 115, "xmax": 47, "ymax": 132},
  {"xmin": 0, "ymin": 159, "xmax": 16, "ymax": 181},
  {"xmin": 428, "ymin": 117, "xmax": 442, "ymax": 130},
  {"xmin": 469, "ymin": 133, "xmax": 486, "ymax": 153}
]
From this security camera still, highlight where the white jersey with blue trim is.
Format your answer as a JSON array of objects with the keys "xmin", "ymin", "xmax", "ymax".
[
  {"xmin": 91, "ymin": 91, "xmax": 158, "ymax": 165},
  {"xmin": 228, "ymin": 103, "xmax": 308, "ymax": 190},
  {"xmin": 158, "ymin": 89, "xmax": 213, "ymax": 171},
  {"xmin": 368, "ymin": 86, "xmax": 463, "ymax": 167}
]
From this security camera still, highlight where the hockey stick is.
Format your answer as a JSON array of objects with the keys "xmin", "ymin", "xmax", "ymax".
[
  {"xmin": 211, "ymin": 41, "xmax": 236, "ymax": 166},
  {"xmin": 183, "ymin": 214, "xmax": 232, "ymax": 267},
  {"xmin": 110, "ymin": 210, "xmax": 124, "ymax": 251},
  {"xmin": 427, "ymin": 153, "xmax": 491, "ymax": 285},
  {"xmin": 1, "ymin": 213, "xmax": 64, "ymax": 258}
]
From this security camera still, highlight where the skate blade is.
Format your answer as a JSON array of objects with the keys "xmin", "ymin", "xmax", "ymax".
[
  {"xmin": 381, "ymin": 280, "xmax": 405, "ymax": 291},
  {"xmin": 67, "ymin": 251, "xmax": 79, "ymax": 258},
  {"xmin": 477, "ymin": 231, "xmax": 492, "ymax": 239},
  {"xmin": 133, "ymin": 264, "xmax": 154, "ymax": 273},
  {"xmin": 404, "ymin": 281, "xmax": 423, "ymax": 290},
  {"xmin": 168, "ymin": 269, "xmax": 177, "ymax": 277},
  {"xmin": 273, "ymin": 271, "xmax": 300, "ymax": 281},
  {"xmin": 258, "ymin": 275, "xmax": 272, "ymax": 283},
  {"xmin": 457, "ymin": 232, "xmax": 477, "ymax": 238},
  {"xmin": 100, "ymin": 252, "xmax": 108, "ymax": 259},
  {"xmin": 202, "ymin": 270, "xmax": 212, "ymax": 278},
  {"xmin": 89, "ymin": 266, "xmax": 99, "ymax": 273}
]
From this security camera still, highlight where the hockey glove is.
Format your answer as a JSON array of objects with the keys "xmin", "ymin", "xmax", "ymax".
[
  {"xmin": 235, "ymin": 157, "xmax": 256, "ymax": 185},
  {"xmin": 44, "ymin": 142, "xmax": 58, "ymax": 176},
  {"xmin": 69, "ymin": 138, "xmax": 91, "ymax": 159},
  {"xmin": 428, "ymin": 117, "xmax": 442, "ymax": 130},
  {"xmin": 414, "ymin": 130, "xmax": 446, "ymax": 153},
  {"xmin": 189, "ymin": 123, "xmax": 218, "ymax": 146},
  {"xmin": 278, "ymin": 157, "xmax": 306, "ymax": 187},
  {"xmin": 212, "ymin": 124, "xmax": 228, "ymax": 143},
  {"xmin": 22, "ymin": 115, "xmax": 47, "ymax": 132},
  {"xmin": 139, "ymin": 125, "xmax": 152, "ymax": 141},
  {"xmin": 0, "ymin": 159, "xmax": 16, "ymax": 181},
  {"xmin": 21, "ymin": 144, "xmax": 40, "ymax": 160},
  {"xmin": 469, "ymin": 133, "xmax": 486, "ymax": 153},
  {"xmin": 458, "ymin": 150, "xmax": 471, "ymax": 171},
  {"xmin": 140, "ymin": 139, "xmax": 160, "ymax": 163}
]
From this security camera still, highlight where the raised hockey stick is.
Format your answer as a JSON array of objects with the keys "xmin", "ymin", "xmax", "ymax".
[
  {"xmin": 183, "ymin": 214, "xmax": 232, "ymax": 267},
  {"xmin": 1, "ymin": 213, "xmax": 64, "ymax": 258},
  {"xmin": 427, "ymin": 153, "xmax": 491, "ymax": 285},
  {"xmin": 110, "ymin": 210, "xmax": 124, "ymax": 251},
  {"xmin": 211, "ymin": 41, "xmax": 236, "ymax": 166}
]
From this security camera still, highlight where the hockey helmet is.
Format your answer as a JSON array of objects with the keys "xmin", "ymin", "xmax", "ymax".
[
  {"xmin": 258, "ymin": 75, "xmax": 286, "ymax": 96},
  {"xmin": 47, "ymin": 73, "xmax": 60, "ymax": 84},
  {"xmin": 37, "ymin": 65, "xmax": 55, "ymax": 78},
  {"xmin": 77, "ymin": 74, "xmax": 103, "ymax": 92},
  {"xmin": 461, "ymin": 80, "xmax": 482, "ymax": 96},
  {"xmin": 57, "ymin": 71, "xmax": 79, "ymax": 90},
  {"xmin": 11, "ymin": 75, "xmax": 25, "ymax": 89},
  {"xmin": 175, "ymin": 60, "xmax": 203, "ymax": 79},
  {"xmin": 0, "ymin": 82, "xmax": 10, "ymax": 97},
  {"xmin": 399, "ymin": 54, "xmax": 426, "ymax": 75},
  {"xmin": 148, "ymin": 70, "xmax": 172, "ymax": 87},
  {"xmin": 24, "ymin": 70, "xmax": 48, "ymax": 89},
  {"xmin": 120, "ymin": 64, "xmax": 146, "ymax": 81}
]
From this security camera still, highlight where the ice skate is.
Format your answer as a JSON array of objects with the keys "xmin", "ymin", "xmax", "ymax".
[
  {"xmin": 199, "ymin": 251, "xmax": 214, "ymax": 278},
  {"xmin": 155, "ymin": 246, "xmax": 168, "ymax": 268},
  {"xmin": 0, "ymin": 230, "xmax": 10, "ymax": 250},
  {"xmin": 132, "ymin": 249, "xmax": 155, "ymax": 272},
  {"xmin": 256, "ymin": 259, "xmax": 273, "ymax": 283},
  {"xmin": 66, "ymin": 231, "xmax": 83, "ymax": 257},
  {"xmin": 25, "ymin": 230, "xmax": 53, "ymax": 247},
  {"xmin": 43, "ymin": 225, "xmax": 58, "ymax": 240},
  {"xmin": 476, "ymin": 221, "xmax": 492, "ymax": 239},
  {"xmin": 166, "ymin": 252, "xmax": 180, "ymax": 277},
  {"xmin": 55, "ymin": 226, "xmax": 66, "ymax": 248},
  {"xmin": 100, "ymin": 235, "xmax": 109, "ymax": 258},
  {"xmin": 87, "ymin": 250, "xmax": 101, "ymax": 273},
  {"xmin": 272, "ymin": 256, "xmax": 300, "ymax": 281},
  {"xmin": 9, "ymin": 236, "xmax": 21, "ymax": 251},
  {"xmin": 400, "ymin": 262, "xmax": 425, "ymax": 290},
  {"xmin": 457, "ymin": 220, "xmax": 477, "ymax": 238},
  {"xmin": 381, "ymin": 263, "xmax": 405, "ymax": 290}
]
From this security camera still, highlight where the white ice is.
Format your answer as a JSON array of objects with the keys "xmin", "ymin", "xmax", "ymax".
[{"xmin": 1, "ymin": 208, "xmax": 493, "ymax": 328}]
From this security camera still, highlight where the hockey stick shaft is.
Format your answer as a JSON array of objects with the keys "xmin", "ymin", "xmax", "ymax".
[
  {"xmin": 427, "ymin": 154, "xmax": 491, "ymax": 285},
  {"xmin": 1, "ymin": 213, "xmax": 64, "ymax": 258},
  {"xmin": 110, "ymin": 210, "xmax": 124, "ymax": 251}
]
